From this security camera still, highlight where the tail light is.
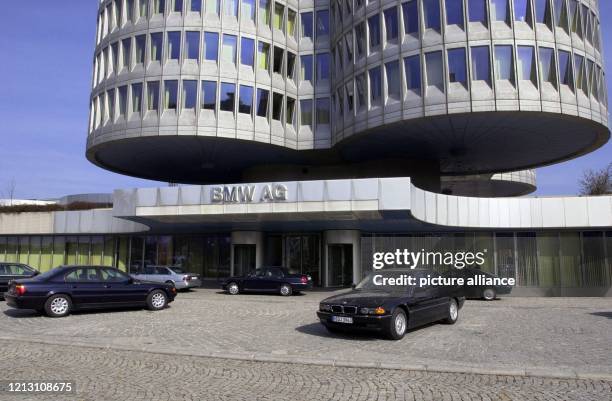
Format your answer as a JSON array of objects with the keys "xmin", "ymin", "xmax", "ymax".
[
  {"xmin": 300, "ymin": 275, "xmax": 308, "ymax": 284},
  {"xmin": 15, "ymin": 284, "xmax": 26, "ymax": 296}
]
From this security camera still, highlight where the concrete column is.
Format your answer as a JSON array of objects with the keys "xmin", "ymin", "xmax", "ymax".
[
  {"xmin": 230, "ymin": 231, "xmax": 264, "ymax": 275},
  {"xmin": 323, "ymin": 230, "xmax": 361, "ymax": 287}
]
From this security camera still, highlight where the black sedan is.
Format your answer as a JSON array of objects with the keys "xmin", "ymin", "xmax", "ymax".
[
  {"xmin": 222, "ymin": 267, "xmax": 313, "ymax": 296},
  {"xmin": 1, "ymin": 263, "xmax": 39, "ymax": 298},
  {"xmin": 317, "ymin": 269, "xmax": 465, "ymax": 340},
  {"xmin": 4, "ymin": 265, "xmax": 176, "ymax": 317}
]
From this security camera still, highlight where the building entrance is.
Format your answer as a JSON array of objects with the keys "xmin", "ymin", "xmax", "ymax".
[
  {"xmin": 264, "ymin": 234, "xmax": 321, "ymax": 286},
  {"xmin": 328, "ymin": 244, "xmax": 353, "ymax": 287},
  {"xmin": 233, "ymin": 244, "xmax": 256, "ymax": 276}
]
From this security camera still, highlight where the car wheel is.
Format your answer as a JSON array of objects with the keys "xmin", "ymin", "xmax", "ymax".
[
  {"xmin": 146, "ymin": 290, "xmax": 168, "ymax": 311},
  {"xmin": 44, "ymin": 294, "xmax": 72, "ymax": 318},
  {"xmin": 385, "ymin": 308, "xmax": 407, "ymax": 340},
  {"xmin": 227, "ymin": 282, "xmax": 240, "ymax": 295},
  {"xmin": 279, "ymin": 284, "xmax": 293, "ymax": 296},
  {"xmin": 482, "ymin": 288, "xmax": 496, "ymax": 301},
  {"xmin": 444, "ymin": 298, "xmax": 459, "ymax": 324}
]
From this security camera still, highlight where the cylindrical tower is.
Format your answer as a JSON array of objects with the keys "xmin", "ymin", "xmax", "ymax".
[{"xmin": 86, "ymin": 0, "xmax": 609, "ymax": 186}]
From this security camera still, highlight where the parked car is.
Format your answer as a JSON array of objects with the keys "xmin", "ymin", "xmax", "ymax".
[
  {"xmin": 456, "ymin": 267, "xmax": 513, "ymax": 300},
  {"xmin": 4, "ymin": 265, "xmax": 176, "ymax": 317},
  {"xmin": 0, "ymin": 263, "xmax": 39, "ymax": 298},
  {"xmin": 130, "ymin": 265, "xmax": 201, "ymax": 290},
  {"xmin": 222, "ymin": 267, "xmax": 312, "ymax": 296},
  {"xmin": 317, "ymin": 269, "xmax": 465, "ymax": 340}
]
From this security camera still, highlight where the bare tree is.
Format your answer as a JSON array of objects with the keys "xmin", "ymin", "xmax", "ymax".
[
  {"xmin": 2, "ymin": 178, "xmax": 17, "ymax": 206},
  {"xmin": 579, "ymin": 163, "xmax": 612, "ymax": 195}
]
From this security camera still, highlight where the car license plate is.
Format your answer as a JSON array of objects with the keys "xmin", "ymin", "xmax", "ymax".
[{"xmin": 331, "ymin": 316, "xmax": 353, "ymax": 324}]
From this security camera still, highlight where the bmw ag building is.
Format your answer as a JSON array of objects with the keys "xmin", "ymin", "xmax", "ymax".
[{"xmin": 1, "ymin": 0, "xmax": 611, "ymax": 295}]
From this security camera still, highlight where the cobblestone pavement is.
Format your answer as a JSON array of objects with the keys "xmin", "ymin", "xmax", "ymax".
[
  {"xmin": 1, "ymin": 340, "xmax": 611, "ymax": 401},
  {"xmin": 1, "ymin": 290, "xmax": 611, "ymax": 379}
]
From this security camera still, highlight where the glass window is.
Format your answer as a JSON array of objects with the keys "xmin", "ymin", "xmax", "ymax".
[
  {"xmin": 345, "ymin": 33, "xmax": 353, "ymax": 63},
  {"xmin": 222, "ymin": 34, "xmax": 237, "ymax": 64},
  {"xmin": 287, "ymin": 9, "xmax": 297, "ymax": 38},
  {"xmin": 224, "ymin": 0, "xmax": 238, "ymax": 16},
  {"xmin": 404, "ymin": 55, "xmax": 421, "ymax": 93},
  {"xmin": 494, "ymin": 45, "xmax": 514, "ymax": 81},
  {"xmin": 448, "ymin": 48, "xmax": 467, "ymax": 85},
  {"xmin": 139, "ymin": 0, "xmax": 148, "ymax": 18},
  {"xmin": 301, "ymin": 12, "xmax": 313, "ymax": 39},
  {"xmin": 316, "ymin": 10, "xmax": 329, "ymax": 39},
  {"xmin": 191, "ymin": 0, "xmax": 202, "ymax": 12},
  {"xmin": 167, "ymin": 32, "xmax": 181, "ymax": 60},
  {"xmin": 300, "ymin": 99, "xmax": 313, "ymax": 126},
  {"xmin": 425, "ymin": 51, "xmax": 444, "ymax": 90},
  {"xmin": 256, "ymin": 88, "xmax": 269, "ymax": 117},
  {"xmin": 122, "ymin": 38, "xmax": 131, "ymax": 69},
  {"xmin": 423, "ymin": 0, "xmax": 441, "ymax": 30},
  {"xmin": 206, "ymin": 0, "xmax": 220, "ymax": 14},
  {"xmin": 368, "ymin": 14, "xmax": 380, "ymax": 48},
  {"xmin": 274, "ymin": 3, "xmax": 285, "ymax": 31},
  {"xmin": 445, "ymin": 0, "xmax": 464, "ymax": 26},
  {"xmin": 183, "ymin": 80, "xmax": 197, "ymax": 109},
  {"xmin": 355, "ymin": 73, "xmax": 366, "ymax": 109},
  {"xmin": 111, "ymin": 42, "xmax": 119, "ymax": 74},
  {"xmin": 574, "ymin": 54, "xmax": 586, "ymax": 95},
  {"xmin": 118, "ymin": 85, "xmax": 128, "ymax": 116},
  {"xmin": 535, "ymin": 0, "xmax": 552, "ymax": 25},
  {"xmin": 272, "ymin": 93, "xmax": 283, "ymax": 120},
  {"xmin": 241, "ymin": 37, "xmax": 255, "ymax": 67},
  {"xmin": 126, "ymin": 0, "xmax": 135, "ymax": 22},
  {"xmin": 204, "ymin": 32, "xmax": 219, "ymax": 61},
  {"xmin": 242, "ymin": 0, "xmax": 255, "ymax": 21},
  {"xmin": 385, "ymin": 60, "xmax": 400, "ymax": 100},
  {"xmin": 239, "ymin": 85, "xmax": 253, "ymax": 114},
  {"xmin": 369, "ymin": 66, "xmax": 382, "ymax": 103},
  {"xmin": 164, "ymin": 80, "xmax": 178, "ymax": 110},
  {"xmin": 286, "ymin": 97, "xmax": 296, "ymax": 125},
  {"xmin": 201, "ymin": 80, "xmax": 217, "ymax": 109},
  {"xmin": 132, "ymin": 82, "xmax": 143, "ymax": 112},
  {"xmin": 154, "ymin": 0, "xmax": 166, "ymax": 14},
  {"xmin": 514, "ymin": 0, "xmax": 530, "ymax": 23},
  {"xmin": 558, "ymin": 50, "xmax": 573, "ymax": 90},
  {"xmin": 273, "ymin": 46, "xmax": 284, "ymax": 74},
  {"xmin": 355, "ymin": 22, "xmax": 366, "ymax": 57},
  {"xmin": 173, "ymin": 0, "xmax": 183, "ymax": 12},
  {"xmin": 108, "ymin": 90, "xmax": 115, "ymax": 120},
  {"xmin": 553, "ymin": 0, "xmax": 565, "ymax": 28},
  {"xmin": 539, "ymin": 47, "xmax": 556, "ymax": 87},
  {"xmin": 471, "ymin": 46, "xmax": 491, "ymax": 85},
  {"xmin": 316, "ymin": 97, "xmax": 330, "ymax": 126},
  {"xmin": 384, "ymin": 7, "xmax": 399, "ymax": 41},
  {"xmin": 301, "ymin": 55, "xmax": 313, "ymax": 82},
  {"xmin": 186, "ymin": 31, "xmax": 200, "ymax": 60},
  {"xmin": 316, "ymin": 53, "xmax": 330, "ymax": 80},
  {"xmin": 147, "ymin": 81, "xmax": 160, "ymax": 111},
  {"xmin": 402, "ymin": 1, "xmax": 419, "ymax": 35},
  {"xmin": 468, "ymin": 0, "xmax": 487, "ymax": 23},
  {"xmin": 219, "ymin": 82, "xmax": 236, "ymax": 112},
  {"xmin": 150, "ymin": 32, "xmax": 163, "ymax": 62},
  {"xmin": 258, "ymin": 42, "xmax": 270, "ymax": 69},
  {"xmin": 517, "ymin": 46, "xmax": 537, "ymax": 85},
  {"xmin": 259, "ymin": 0, "xmax": 270, "ymax": 26},
  {"xmin": 287, "ymin": 52, "xmax": 296, "ymax": 80},
  {"xmin": 491, "ymin": 0, "xmax": 509, "ymax": 22},
  {"xmin": 135, "ymin": 35, "xmax": 146, "ymax": 64}
]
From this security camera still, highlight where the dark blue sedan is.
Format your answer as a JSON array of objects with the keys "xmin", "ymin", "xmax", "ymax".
[{"xmin": 4, "ymin": 266, "xmax": 176, "ymax": 317}]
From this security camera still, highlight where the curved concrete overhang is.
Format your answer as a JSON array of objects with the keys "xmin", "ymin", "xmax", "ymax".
[{"xmin": 112, "ymin": 178, "xmax": 612, "ymax": 232}]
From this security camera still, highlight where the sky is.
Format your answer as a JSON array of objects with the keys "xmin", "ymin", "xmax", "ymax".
[{"xmin": 0, "ymin": 1, "xmax": 610, "ymax": 200}]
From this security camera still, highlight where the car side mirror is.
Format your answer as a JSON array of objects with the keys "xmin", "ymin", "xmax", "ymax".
[
  {"xmin": 127, "ymin": 277, "xmax": 134, "ymax": 284},
  {"xmin": 351, "ymin": 283, "xmax": 356, "ymax": 289}
]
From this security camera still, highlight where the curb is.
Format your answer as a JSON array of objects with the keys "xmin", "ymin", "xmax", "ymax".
[{"xmin": 1, "ymin": 336, "xmax": 611, "ymax": 382}]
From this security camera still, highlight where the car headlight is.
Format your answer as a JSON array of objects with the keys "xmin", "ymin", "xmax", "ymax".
[
  {"xmin": 359, "ymin": 307, "xmax": 386, "ymax": 315},
  {"xmin": 320, "ymin": 303, "xmax": 332, "ymax": 312}
]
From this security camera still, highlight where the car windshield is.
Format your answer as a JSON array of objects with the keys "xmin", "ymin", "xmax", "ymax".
[
  {"xmin": 355, "ymin": 271, "xmax": 418, "ymax": 292},
  {"xmin": 170, "ymin": 267, "xmax": 185, "ymax": 273}
]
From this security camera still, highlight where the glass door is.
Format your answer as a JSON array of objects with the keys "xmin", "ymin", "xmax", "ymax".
[
  {"xmin": 283, "ymin": 234, "xmax": 321, "ymax": 286},
  {"xmin": 234, "ymin": 244, "xmax": 256, "ymax": 276},
  {"xmin": 328, "ymin": 244, "xmax": 353, "ymax": 287}
]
